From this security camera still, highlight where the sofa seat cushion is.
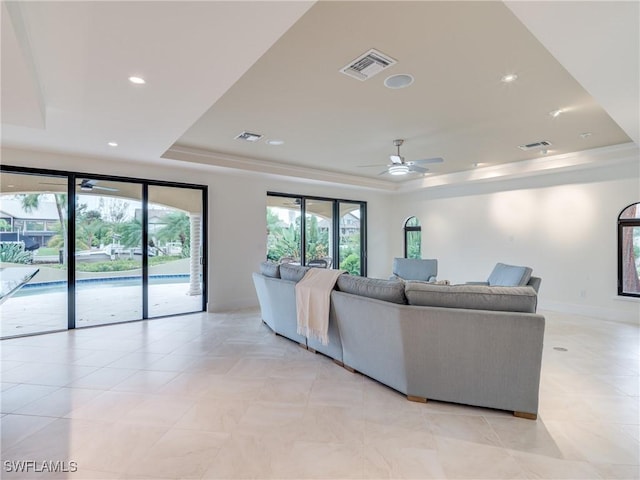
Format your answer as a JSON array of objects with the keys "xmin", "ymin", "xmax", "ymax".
[
  {"xmin": 280, "ymin": 263, "xmax": 311, "ymax": 282},
  {"xmin": 405, "ymin": 282, "xmax": 537, "ymax": 313},
  {"xmin": 336, "ymin": 275, "xmax": 407, "ymax": 305},
  {"xmin": 260, "ymin": 261, "xmax": 281, "ymax": 278},
  {"xmin": 488, "ymin": 263, "xmax": 533, "ymax": 287}
]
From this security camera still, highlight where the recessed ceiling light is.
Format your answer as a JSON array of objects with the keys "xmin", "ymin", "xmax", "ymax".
[
  {"xmin": 107, "ymin": 142, "xmax": 118, "ymax": 147},
  {"xmin": 266, "ymin": 139, "xmax": 284, "ymax": 146},
  {"xmin": 384, "ymin": 74, "xmax": 414, "ymax": 89},
  {"xmin": 501, "ymin": 73, "xmax": 518, "ymax": 83},
  {"xmin": 549, "ymin": 109, "xmax": 563, "ymax": 118},
  {"xmin": 128, "ymin": 76, "xmax": 146, "ymax": 85}
]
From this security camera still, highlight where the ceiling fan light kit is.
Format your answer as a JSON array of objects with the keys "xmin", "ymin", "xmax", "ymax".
[{"xmin": 388, "ymin": 164, "xmax": 410, "ymax": 176}]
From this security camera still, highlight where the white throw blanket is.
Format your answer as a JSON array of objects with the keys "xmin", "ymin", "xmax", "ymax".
[{"xmin": 295, "ymin": 268, "xmax": 345, "ymax": 345}]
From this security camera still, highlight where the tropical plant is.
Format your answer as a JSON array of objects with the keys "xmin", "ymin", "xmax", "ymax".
[
  {"xmin": 76, "ymin": 209, "xmax": 106, "ymax": 249},
  {"xmin": 0, "ymin": 243, "xmax": 32, "ymax": 264},
  {"xmin": 156, "ymin": 212, "xmax": 190, "ymax": 257},
  {"xmin": 267, "ymin": 224, "xmax": 300, "ymax": 261},
  {"xmin": 17, "ymin": 193, "xmax": 67, "ymax": 262},
  {"xmin": 339, "ymin": 253, "xmax": 360, "ymax": 275},
  {"xmin": 305, "ymin": 215, "xmax": 329, "ymax": 262},
  {"xmin": 119, "ymin": 219, "xmax": 142, "ymax": 249}
]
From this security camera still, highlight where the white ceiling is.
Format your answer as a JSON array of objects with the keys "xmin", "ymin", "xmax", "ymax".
[{"xmin": 2, "ymin": 1, "xmax": 638, "ymax": 191}]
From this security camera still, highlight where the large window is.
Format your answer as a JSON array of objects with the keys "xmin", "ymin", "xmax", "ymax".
[
  {"xmin": 0, "ymin": 165, "xmax": 207, "ymax": 338},
  {"xmin": 618, "ymin": 202, "xmax": 640, "ymax": 297},
  {"xmin": 404, "ymin": 216, "xmax": 421, "ymax": 259},
  {"xmin": 267, "ymin": 193, "xmax": 366, "ymax": 276}
]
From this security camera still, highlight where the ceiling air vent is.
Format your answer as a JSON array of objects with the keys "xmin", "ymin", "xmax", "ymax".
[
  {"xmin": 340, "ymin": 48, "xmax": 397, "ymax": 81},
  {"xmin": 235, "ymin": 131, "xmax": 263, "ymax": 142},
  {"xmin": 518, "ymin": 140, "xmax": 552, "ymax": 151}
]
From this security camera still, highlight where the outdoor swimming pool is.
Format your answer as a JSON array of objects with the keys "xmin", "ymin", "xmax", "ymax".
[{"xmin": 14, "ymin": 274, "xmax": 192, "ymax": 297}]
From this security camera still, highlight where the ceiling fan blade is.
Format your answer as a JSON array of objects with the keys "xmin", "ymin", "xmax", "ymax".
[
  {"xmin": 412, "ymin": 157, "xmax": 444, "ymax": 165},
  {"xmin": 378, "ymin": 169, "xmax": 390, "ymax": 176},
  {"xmin": 408, "ymin": 165, "xmax": 428, "ymax": 174},
  {"xmin": 93, "ymin": 185, "xmax": 119, "ymax": 192},
  {"xmin": 389, "ymin": 154, "xmax": 403, "ymax": 164}
]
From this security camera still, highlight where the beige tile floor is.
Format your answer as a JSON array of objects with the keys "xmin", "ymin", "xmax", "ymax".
[{"xmin": 1, "ymin": 309, "xmax": 638, "ymax": 479}]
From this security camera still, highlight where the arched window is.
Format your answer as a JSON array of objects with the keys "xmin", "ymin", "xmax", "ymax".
[
  {"xmin": 618, "ymin": 202, "xmax": 640, "ymax": 297},
  {"xmin": 404, "ymin": 216, "xmax": 421, "ymax": 259}
]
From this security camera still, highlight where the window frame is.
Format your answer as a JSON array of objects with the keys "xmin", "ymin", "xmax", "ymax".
[
  {"xmin": 267, "ymin": 192, "xmax": 367, "ymax": 276},
  {"xmin": 404, "ymin": 216, "xmax": 421, "ymax": 259},
  {"xmin": 618, "ymin": 202, "xmax": 640, "ymax": 298}
]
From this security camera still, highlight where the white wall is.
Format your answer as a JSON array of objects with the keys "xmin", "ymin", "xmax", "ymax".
[
  {"xmin": 1, "ymin": 147, "xmax": 393, "ymax": 312},
  {"xmin": 393, "ymin": 159, "xmax": 640, "ymax": 324}
]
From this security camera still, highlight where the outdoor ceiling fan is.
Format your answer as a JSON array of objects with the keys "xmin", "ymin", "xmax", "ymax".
[
  {"xmin": 361, "ymin": 139, "xmax": 444, "ymax": 176},
  {"xmin": 38, "ymin": 179, "xmax": 119, "ymax": 192},
  {"xmin": 78, "ymin": 179, "xmax": 118, "ymax": 192}
]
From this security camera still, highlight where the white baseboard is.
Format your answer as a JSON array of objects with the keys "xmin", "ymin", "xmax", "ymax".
[{"xmin": 207, "ymin": 297, "xmax": 259, "ymax": 313}]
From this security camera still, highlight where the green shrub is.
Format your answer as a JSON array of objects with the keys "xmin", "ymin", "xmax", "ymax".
[
  {"xmin": 76, "ymin": 259, "xmax": 141, "ymax": 272},
  {"xmin": 0, "ymin": 243, "xmax": 32, "ymax": 264},
  {"xmin": 340, "ymin": 253, "xmax": 360, "ymax": 275}
]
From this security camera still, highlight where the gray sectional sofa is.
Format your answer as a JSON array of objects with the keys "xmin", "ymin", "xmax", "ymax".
[{"xmin": 252, "ymin": 262, "xmax": 545, "ymax": 419}]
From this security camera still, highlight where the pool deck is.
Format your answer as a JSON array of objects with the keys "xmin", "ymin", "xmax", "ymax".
[
  {"xmin": 0, "ymin": 259, "xmax": 203, "ymax": 338},
  {"xmin": 0, "ymin": 283, "xmax": 203, "ymax": 338}
]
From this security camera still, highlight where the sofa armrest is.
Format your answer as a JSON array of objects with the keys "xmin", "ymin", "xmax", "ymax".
[{"xmin": 465, "ymin": 281, "xmax": 489, "ymax": 286}]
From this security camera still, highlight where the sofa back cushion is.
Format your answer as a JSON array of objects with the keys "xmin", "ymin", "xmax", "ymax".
[
  {"xmin": 488, "ymin": 263, "xmax": 533, "ymax": 287},
  {"xmin": 260, "ymin": 261, "xmax": 281, "ymax": 278},
  {"xmin": 336, "ymin": 275, "xmax": 407, "ymax": 305},
  {"xmin": 405, "ymin": 282, "xmax": 537, "ymax": 313},
  {"xmin": 279, "ymin": 263, "xmax": 311, "ymax": 282}
]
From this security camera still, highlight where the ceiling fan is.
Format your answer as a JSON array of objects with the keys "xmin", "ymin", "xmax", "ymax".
[
  {"xmin": 363, "ymin": 139, "xmax": 444, "ymax": 176},
  {"xmin": 38, "ymin": 179, "xmax": 118, "ymax": 192},
  {"xmin": 78, "ymin": 179, "xmax": 118, "ymax": 192}
]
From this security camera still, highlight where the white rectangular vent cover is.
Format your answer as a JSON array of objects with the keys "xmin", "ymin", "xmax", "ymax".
[
  {"xmin": 340, "ymin": 49, "xmax": 397, "ymax": 81},
  {"xmin": 518, "ymin": 140, "xmax": 552, "ymax": 151},
  {"xmin": 235, "ymin": 131, "xmax": 263, "ymax": 142}
]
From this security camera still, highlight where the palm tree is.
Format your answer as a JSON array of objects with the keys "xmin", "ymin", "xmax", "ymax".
[
  {"xmin": 119, "ymin": 219, "xmax": 142, "ymax": 249},
  {"xmin": 18, "ymin": 193, "xmax": 68, "ymax": 263},
  {"xmin": 156, "ymin": 212, "xmax": 190, "ymax": 256}
]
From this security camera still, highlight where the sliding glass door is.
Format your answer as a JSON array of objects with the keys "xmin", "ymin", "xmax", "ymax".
[
  {"xmin": 148, "ymin": 185, "xmax": 204, "ymax": 317},
  {"xmin": 75, "ymin": 178, "xmax": 143, "ymax": 327},
  {"xmin": 338, "ymin": 202, "xmax": 364, "ymax": 275},
  {"xmin": 0, "ymin": 171, "xmax": 68, "ymax": 337},
  {"xmin": 305, "ymin": 199, "xmax": 333, "ymax": 268},
  {"xmin": 1, "ymin": 165, "xmax": 207, "ymax": 338},
  {"xmin": 266, "ymin": 193, "xmax": 366, "ymax": 275},
  {"xmin": 267, "ymin": 196, "xmax": 302, "ymax": 263}
]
